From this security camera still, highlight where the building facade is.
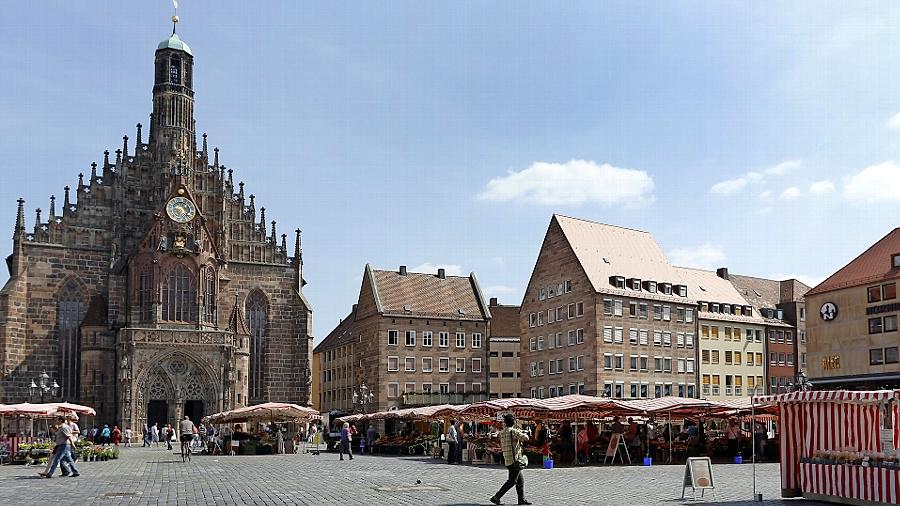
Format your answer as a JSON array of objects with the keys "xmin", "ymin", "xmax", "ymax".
[
  {"xmin": 520, "ymin": 215, "xmax": 699, "ymax": 400},
  {"xmin": 0, "ymin": 22, "xmax": 313, "ymax": 428},
  {"xmin": 315, "ymin": 265, "xmax": 491, "ymax": 416},
  {"xmin": 806, "ymin": 228, "xmax": 900, "ymax": 389},
  {"xmin": 487, "ymin": 298, "xmax": 521, "ymax": 399},
  {"xmin": 676, "ymin": 267, "xmax": 766, "ymax": 400}
]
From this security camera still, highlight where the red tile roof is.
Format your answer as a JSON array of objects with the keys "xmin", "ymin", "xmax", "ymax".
[
  {"xmin": 371, "ymin": 268, "xmax": 489, "ymax": 320},
  {"xmin": 807, "ymin": 228, "xmax": 900, "ymax": 297}
]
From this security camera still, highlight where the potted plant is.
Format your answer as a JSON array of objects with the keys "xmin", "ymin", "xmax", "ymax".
[{"xmin": 474, "ymin": 442, "xmax": 486, "ymax": 460}]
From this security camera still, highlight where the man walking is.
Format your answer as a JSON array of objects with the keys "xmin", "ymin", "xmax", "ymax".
[
  {"xmin": 151, "ymin": 423, "xmax": 160, "ymax": 447},
  {"xmin": 40, "ymin": 416, "xmax": 79, "ymax": 478},
  {"xmin": 143, "ymin": 423, "xmax": 151, "ymax": 447},
  {"xmin": 446, "ymin": 419, "xmax": 459, "ymax": 464},
  {"xmin": 490, "ymin": 414, "xmax": 531, "ymax": 505}
]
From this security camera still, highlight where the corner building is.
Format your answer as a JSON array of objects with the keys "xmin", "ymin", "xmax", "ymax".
[
  {"xmin": 0, "ymin": 24, "xmax": 313, "ymax": 428},
  {"xmin": 806, "ymin": 228, "xmax": 900, "ymax": 389},
  {"xmin": 520, "ymin": 215, "xmax": 698, "ymax": 400}
]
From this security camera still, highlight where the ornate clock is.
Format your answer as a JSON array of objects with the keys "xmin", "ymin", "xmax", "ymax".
[{"xmin": 166, "ymin": 196, "xmax": 196, "ymax": 223}]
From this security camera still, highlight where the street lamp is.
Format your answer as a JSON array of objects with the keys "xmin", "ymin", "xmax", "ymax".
[
  {"xmin": 353, "ymin": 384, "xmax": 374, "ymax": 414},
  {"xmin": 29, "ymin": 371, "xmax": 60, "ymax": 403}
]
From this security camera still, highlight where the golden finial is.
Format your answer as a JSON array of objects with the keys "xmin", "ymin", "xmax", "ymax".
[{"xmin": 171, "ymin": 0, "xmax": 179, "ymax": 34}]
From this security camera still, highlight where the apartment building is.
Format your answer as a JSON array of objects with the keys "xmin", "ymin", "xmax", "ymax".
[
  {"xmin": 806, "ymin": 228, "xmax": 900, "ymax": 389},
  {"xmin": 520, "ymin": 215, "xmax": 699, "ymax": 400},
  {"xmin": 314, "ymin": 305, "xmax": 358, "ymax": 414},
  {"xmin": 725, "ymin": 271, "xmax": 810, "ymax": 394},
  {"xmin": 487, "ymin": 298, "xmax": 522, "ymax": 399},
  {"xmin": 676, "ymin": 267, "xmax": 766, "ymax": 400}
]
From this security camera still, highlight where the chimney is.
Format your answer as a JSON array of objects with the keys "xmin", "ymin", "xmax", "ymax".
[
  {"xmin": 489, "ymin": 297, "xmax": 498, "ymax": 306},
  {"xmin": 437, "ymin": 268, "xmax": 446, "ymax": 279},
  {"xmin": 716, "ymin": 267, "xmax": 729, "ymax": 280},
  {"xmin": 399, "ymin": 265, "xmax": 407, "ymax": 276},
  {"xmin": 352, "ymin": 304, "xmax": 358, "ymax": 312}
]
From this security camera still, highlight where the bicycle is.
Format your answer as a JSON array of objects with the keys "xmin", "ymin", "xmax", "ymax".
[{"xmin": 180, "ymin": 435, "xmax": 193, "ymax": 463}]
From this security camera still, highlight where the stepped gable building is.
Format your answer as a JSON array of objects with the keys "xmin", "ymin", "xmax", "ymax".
[
  {"xmin": 316, "ymin": 265, "xmax": 491, "ymax": 418},
  {"xmin": 674, "ymin": 267, "xmax": 765, "ymax": 400},
  {"xmin": 805, "ymin": 228, "xmax": 900, "ymax": 389},
  {"xmin": 724, "ymin": 271, "xmax": 809, "ymax": 393},
  {"xmin": 0, "ymin": 19, "xmax": 313, "ymax": 429},
  {"xmin": 521, "ymin": 215, "xmax": 698, "ymax": 400}
]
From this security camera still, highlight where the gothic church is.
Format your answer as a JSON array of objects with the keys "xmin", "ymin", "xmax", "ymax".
[{"xmin": 0, "ymin": 20, "xmax": 313, "ymax": 429}]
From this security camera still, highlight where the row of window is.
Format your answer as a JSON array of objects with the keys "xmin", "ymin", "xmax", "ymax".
[
  {"xmin": 699, "ymin": 301, "xmax": 753, "ymax": 317},
  {"xmin": 529, "ymin": 329, "xmax": 585, "ymax": 351},
  {"xmin": 868, "ymin": 315, "xmax": 899, "ymax": 334},
  {"xmin": 387, "ymin": 382, "xmax": 481, "ymax": 398},
  {"xmin": 867, "ymin": 282, "xmax": 897, "ymax": 303},
  {"xmin": 387, "ymin": 356, "xmax": 482, "ymax": 374},
  {"xmin": 610, "ymin": 276, "xmax": 687, "ymax": 297},
  {"xmin": 602, "ymin": 327, "xmax": 696, "ymax": 349},
  {"xmin": 701, "ymin": 350, "xmax": 764, "ymax": 367},
  {"xmin": 539, "ymin": 280, "xmax": 573, "ymax": 300},
  {"xmin": 700, "ymin": 325, "xmax": 763, "ymax": 342},
  {"xmin": 870, "ymin": 347, "xmax": 900, "ymax": 365},
  {"xmin": 769, "ymin": 352, "xmax": 796, "ymax": 367},
  {"xmin": 767, "ymin": 329, "xmax": 794, "ymax": 344},
  {"xmin": 604, "ymin": 382, "xmax": 696, "ymax": 399},
  {"xmin": 601, "ymin": 354, "xmax": 696, "ymax": 374},
  {"xmin": 528, "ymin": 356, "xmax": 586, "ymax": 376},
  {"xmin": 387, "ymin": 330, "xmax": 482, "ymax": 349},
  {"xmin": 769, "ymin": 376, "xmax": 801, "ymax": 394},
  {"xmin": 532, "ymin": 383, "xmax": 586, "ymax": 399},
  {"xmin": 528, "ymin": 302, "xmax": 585, "ymax": 327},
  {"xmin": 702, "ymin": 374, "xmax": 765, "ymax": 397},
  {"xmin": 602, "ymin": 299, "xmax": 695, "ymax": 323}
]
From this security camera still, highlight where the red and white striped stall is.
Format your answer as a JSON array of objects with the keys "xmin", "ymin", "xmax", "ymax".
[{"xmin": 756, "ymin": 390, "xmax": 900, "ymax": 504}]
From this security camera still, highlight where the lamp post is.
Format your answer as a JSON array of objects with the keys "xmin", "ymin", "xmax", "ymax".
[
  {"xmin": 29, "ymin": 371, "xmax": 60, "ymax": 403},
  {"xmin": 352, "ymin": 383, "xmax": 374, "ymax": 414}
]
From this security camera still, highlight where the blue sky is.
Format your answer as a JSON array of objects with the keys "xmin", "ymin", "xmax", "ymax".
[{"xmin": 3, "ymin": 1, "xmax": 900, "ymax": 343}]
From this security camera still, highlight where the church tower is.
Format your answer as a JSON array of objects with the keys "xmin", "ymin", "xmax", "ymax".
[{"xmin": 149, "ymin": 15, "xmax": 195, "ymax": 164}]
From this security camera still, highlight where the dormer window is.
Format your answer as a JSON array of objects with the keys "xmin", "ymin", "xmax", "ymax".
[
  {"xmin": 699, "ymin": 301, "xmax": 708, "ymax": 312},
  {"xmin": 629, "ymin": 278, "xmax": 642, "ymax": 291},
  {"xmin": 711, "ymin": 303, "xmax": 720, "ymax": 313},
  {"xmin": 661, "ymin": 283, "xmax": 673, "ymax": 295},
  {"xmin": 645, "ymin": 281, "xmax": 657, "ymax": 293},
  {"xmin": 734, "ymin": 306, "xmax": 742, "ymax": 316},
  {"xmin": 610, "ymin": 276, "xmax": 626, "ymax": 289},
  {"xmin": 776, "ymin": 309, "xmax": 784, "ymax": 320},
  {"xmin": 723, "ymin": 304, "xmax": 731, "ymax": 314},
  {"xmin": 675, "ymin": 285, "xmax": 687, "ymax": 297}
]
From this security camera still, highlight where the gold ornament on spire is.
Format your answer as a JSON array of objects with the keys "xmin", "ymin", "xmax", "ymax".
[{"xmin": 171, "ymin": 0, "xmax": 179, "ymax": 34}]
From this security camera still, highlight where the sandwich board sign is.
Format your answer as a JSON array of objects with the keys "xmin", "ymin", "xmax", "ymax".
[
  {"xmin": 681, "ymin": 457, "xmax": 715, "ymax": 499},
  {"xmin": 603, "ymin": 433, "xmax": 630, "ymax": 464}
]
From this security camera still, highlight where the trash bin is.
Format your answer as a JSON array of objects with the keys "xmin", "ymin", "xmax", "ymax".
[{"xmin": 543, "ymin": 459, "xmax": 554, "ymax": 470}]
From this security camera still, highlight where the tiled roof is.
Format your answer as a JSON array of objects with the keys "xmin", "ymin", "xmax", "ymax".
[
  {"xmin": 554, "ymin": 215, "xmax": 689, "ymax": 300},
  {"xmin": 314, "ymin": 306, "xmax": 357, "ymax": 353},
  {"xmin": 227, "ymin": 301, "xmax": 250, "ymax": 335},
  {"xmin": 673, "ymin": 267, "xmax": 765, "ymax": 324},
  {"xmin": 807, "ymin": 228, "xmax": 900, "ymax": 297},
  {"xmin": 371, "ymin": 268, "xmax": 488, "ymax": 320}
]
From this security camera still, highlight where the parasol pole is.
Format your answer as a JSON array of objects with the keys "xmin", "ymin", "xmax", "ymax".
[
  {"xmin": 668, "ymin": 408, "xmax": 673, "ymax": 464},
  {"xmin": 752, "ymin": 392, "xmax": 758, "ymax": 501}
]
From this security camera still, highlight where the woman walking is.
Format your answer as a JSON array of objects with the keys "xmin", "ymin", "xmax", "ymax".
[{"xmin": 339, "ymin": 422, "xmax": 353, "ymax": 461}]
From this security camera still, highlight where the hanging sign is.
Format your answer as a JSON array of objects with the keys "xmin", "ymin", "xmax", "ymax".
[{"xmin": 681, "ymin": 457, "xmax": 715, "ymax": 499}]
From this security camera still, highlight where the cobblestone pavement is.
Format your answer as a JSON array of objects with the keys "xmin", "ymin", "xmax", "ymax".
[{"xmin": 0, "ymin": 447, "xmax": 824, "ymax": 505}]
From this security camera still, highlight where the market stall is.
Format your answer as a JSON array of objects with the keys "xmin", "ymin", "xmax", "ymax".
[
  {"xmin": 203, "ymin": 403, "xmax": 320, "ymax": 455},
  {"xmin": 756, "ymin": 390, "xmax": 900, "ymax": 504}
]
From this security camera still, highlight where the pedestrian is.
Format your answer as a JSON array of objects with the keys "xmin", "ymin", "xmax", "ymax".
[
  {"xmin": 151, "ymin": 422, "xmax": 160, "ymax": 447},
  {"xmin": 753, "ymin": 421, "xmax": 767, "ymax": 461},
  {"xmin": 198, "ymin": 422, "xmax": 207, "ymax": 445},
  {"xmin": 165, "ymin": 424, "xmax": 174, "ymax": 450},
  {"xmin": 367, "ymin": 424, "xmax": 376, "ymax": 454},
  {"xmin": 90, "ymin": 426, "xmax": 99, "ymax": 442},
  {"xmin": 727, "ymin": 418, "xmax": 741, "ymax": 458},
  {"xmin": 124, "ymin": 427, "xmax": 133, "ymax": 448},
  {"xmin": 40, "ymin": 416, "xmax": 79, "ymax": 478},
  {"xmin": 308, "ymin": 423, "xmax": 317, "ymax": 444},
  {"xmin": 112, "ymin": 425, "xmax": 122, "ymax": 446},
  {"xmin": 101, "ymin": 424, "xmax": 111, "ymax": 446},
  {"xmin": 446, "ymin": 419, "xmax": 459, "ymax": 464},
  {"xmin": 489, "ymin": 413, "xmax": 531, "ymax": 505},
  {"xmin": 142, "ymin": 423, "xmax": 151, "ymax": 447},
  {"xmin": 275, "ymin": 426, "xmax": 285, "ymax": 454},
  {"xmin": 339, "ymin": 422, "xmax": 353, "ymax": 461}
]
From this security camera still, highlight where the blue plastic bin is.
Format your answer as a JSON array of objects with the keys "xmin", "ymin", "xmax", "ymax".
[{"xmin": 543, "ymin": 459, "xmax": 554, "ymax": 469}]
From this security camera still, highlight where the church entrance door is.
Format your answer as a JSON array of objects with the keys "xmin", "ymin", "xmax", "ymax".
[
  {"xmin": 184, "ymin": 400, "xmax": 204, "ymax": 425},
  {"xmin": 148, "ymin": 400, "xmax": 168, "ymax": 430}
]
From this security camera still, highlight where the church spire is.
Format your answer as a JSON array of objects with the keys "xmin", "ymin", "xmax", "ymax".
[
  {"xmin": 49, "ymin": 195, "xmax": 56, "ymax": 221},
  {"xmin": 151, "ymin": 3, "xmax": 195, "ymax": 163},
  {"xmin": 13, "ymin": 198, "xmax": 25, "ymax": 239}
]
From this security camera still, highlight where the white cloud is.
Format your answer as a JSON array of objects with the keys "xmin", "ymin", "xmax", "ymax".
[
  {"xmin": 668, "ymin": 243, "xmax": 727, "ymax": 270},
  {"xmin": 770, "ymin": 273, "xmax": 826, "ymax": 290},
  {"xmin": 809, "ymin": 180, "xmax": 835, "ymax": 195},
  {"xmin": 888, "ymin": 113, "xmax": 900, "ymax": 129},
  {"xmin": 843, "ymin": 161, "xmax": 900, "ymax": 203},
  {"xmin": 478, "ymin": 160, "xmax": 654, "ymax": 207},
  {"xmin": 710, "ymin": 160, "xmax": 801, "ymax": 195},
  {"xmin": 779, "ymin": 187, "xmax": 801, "ymax": 200},
  {"xmin": 410, "ymin": 262, "xmax": 463, "ymax": 276}
]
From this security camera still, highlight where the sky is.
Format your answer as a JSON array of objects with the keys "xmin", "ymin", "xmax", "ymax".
[{"xmin": 3, "ymin": 2, "xmax": 900, "ymax": 344}]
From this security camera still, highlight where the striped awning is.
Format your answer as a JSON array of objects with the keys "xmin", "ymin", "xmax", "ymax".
[{"xmin": 754, "ymin": 390, "xmax": 900, "ymax": 404}]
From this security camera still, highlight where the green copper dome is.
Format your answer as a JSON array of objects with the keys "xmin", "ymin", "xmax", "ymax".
[{"xmin": 157, "ymin": 34, "xmax": 192, "ymax": 55}]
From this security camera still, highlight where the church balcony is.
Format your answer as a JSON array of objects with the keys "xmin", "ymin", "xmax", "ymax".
[{"xmin": 119, "ymin": 327, "xmax": 244, "ymax": 350}]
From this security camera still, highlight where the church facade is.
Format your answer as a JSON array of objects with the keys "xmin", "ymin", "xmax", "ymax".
[{"xmin": 0, "ymin": 24, "xmax": 313, "ymax": 430}]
